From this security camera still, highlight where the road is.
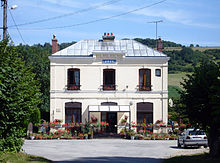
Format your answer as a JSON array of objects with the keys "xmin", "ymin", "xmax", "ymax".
[{"xmin": 22, "ymin": 139, "xmax": 208, "ymax": 163}]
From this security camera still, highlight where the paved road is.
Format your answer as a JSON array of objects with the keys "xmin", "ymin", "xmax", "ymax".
[{"xmin": 22, "ymin": 139, "xmax": 208, "ymax": 163}]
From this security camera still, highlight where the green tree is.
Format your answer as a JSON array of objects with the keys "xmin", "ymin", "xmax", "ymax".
[
  {"xmin": 180, "ymin": 60, "xmax": 220, "ymax": 157},
  {"xmin": 0, "ymin": 40, "xmax": 42, "ymax": 152},
  {"xmin": 16, "ymin": 45, "xmax": 50, "ymax": 120}
]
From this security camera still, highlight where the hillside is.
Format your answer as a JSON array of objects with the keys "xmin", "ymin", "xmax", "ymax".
[{"xmin": 164, "ymin": 46, "xmax": 220, "ymax": 52}]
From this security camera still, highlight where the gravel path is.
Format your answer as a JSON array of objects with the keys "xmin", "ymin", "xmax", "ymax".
[{"xmin": 22, "ymin": 139, "xmax": 209, "ymax": 163}]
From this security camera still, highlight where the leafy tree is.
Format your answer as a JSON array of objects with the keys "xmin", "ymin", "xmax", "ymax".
[
  {"xmin": 16, "ymin": 45, "xmax": 50, "ymax": 120},
  {"xmin": 0, "ymin": 40, "xmax": 42, "ymax": 152},
  {"xmin": 15, "ymin": 41, "xmax": 76, "ymax": 121},
  {"xmin": 180, "ymin": 60, "xmax": 220, "ymax": 157},
  {"xmin": 134, "ymin": 38, "xmax": 182, "ymax": 48},
  {"xmin": 189, "ymin": 44, "xmax": 194, "ymax": 47}
]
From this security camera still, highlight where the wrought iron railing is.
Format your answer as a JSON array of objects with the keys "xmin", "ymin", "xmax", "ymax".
[
  {"xmin": 137, "ymin": 85, "xmax": 152, "ymax": 91},
  {"xmin": 67, "ymin": 84, "xmax": 81, "ymax": 90},
  {"xmin": 102, "ymin": 84, "xmax": 116, "ymax": 91}
]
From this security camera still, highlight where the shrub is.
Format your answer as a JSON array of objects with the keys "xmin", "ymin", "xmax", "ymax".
[{"xmin": 0, "ymin": 137, "xmax": 24, "ymax": 152}]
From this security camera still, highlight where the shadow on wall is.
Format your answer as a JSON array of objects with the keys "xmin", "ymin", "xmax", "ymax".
[{"xmin": 53, "ymin": 156, "xmax": 163, "ymax": 163}]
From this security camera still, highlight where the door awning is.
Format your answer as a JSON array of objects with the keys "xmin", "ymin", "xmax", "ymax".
[{"xmin": 88, "ymin": 105, "xmax": 130, "ymax": 112}]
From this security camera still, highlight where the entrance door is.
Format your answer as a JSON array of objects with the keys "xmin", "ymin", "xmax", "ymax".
[
  {"xmin": 65, "ymin": 108, "xmax": 81, "ymax": 123},
  {"xmin": 107, "ymin": 112, "xmax": 117, "ymax": 133},
  {"xmin": 65, "ymin": 102, "xmax": 82, "ymax": 124},
  {"xmin": 101, "ymin": 112, "xmax": 117, "ymax": 133}
]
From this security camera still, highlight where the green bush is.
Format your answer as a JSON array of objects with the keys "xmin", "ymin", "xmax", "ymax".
[
  {"xmin": 0, "ymin": 137, "xmax": 24, "ymax": 152},
  {"xmin": 29, "ymin": 108, "xmax": 41, "ymax": 125}
]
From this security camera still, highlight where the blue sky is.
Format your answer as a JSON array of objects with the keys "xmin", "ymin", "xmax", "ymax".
[{"xmin": 4, "ymin": 0, "xmax": 220, "ymax": 46}]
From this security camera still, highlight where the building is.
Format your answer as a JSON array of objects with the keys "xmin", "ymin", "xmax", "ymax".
[{"xmin": 49, "ymin": 33, "xmax": 169, "ymax": 133}]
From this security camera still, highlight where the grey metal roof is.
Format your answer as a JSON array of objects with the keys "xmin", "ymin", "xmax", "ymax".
[{"xmin": 52, "ymin": 39, "xmax": 167, "ymax": 57}]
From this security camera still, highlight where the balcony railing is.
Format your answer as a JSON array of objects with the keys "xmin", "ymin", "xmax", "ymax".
[
  {"xmin": 138, "ymin": 85, "xmax": 152, "ymax": 91},
  {"xmin": 102, "ymin": 84, "xmax": 116, "ymax": 91},
  {"xmin": 67, "ymin": 84, "xmax": 81, "ymax": 90}
]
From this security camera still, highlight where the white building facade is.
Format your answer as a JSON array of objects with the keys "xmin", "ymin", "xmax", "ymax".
[{"xmin": 49, "ymin": 34, "xmax": 169, "ymax": 133}]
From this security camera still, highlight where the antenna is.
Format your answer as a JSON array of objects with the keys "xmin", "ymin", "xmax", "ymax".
[{"xmin": 148, "ymin": 20, "xmax": 163, "ymax": 48}]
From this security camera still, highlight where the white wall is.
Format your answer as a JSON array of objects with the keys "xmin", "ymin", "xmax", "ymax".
[{"xmin": 50, "ymin": 56, "xmax": 169, "ymax": 125}]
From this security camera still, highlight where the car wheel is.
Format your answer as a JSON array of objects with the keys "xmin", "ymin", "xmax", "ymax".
[{"xmin": 177, "ymin": 139, "xmax": 181, "ymax": 148}]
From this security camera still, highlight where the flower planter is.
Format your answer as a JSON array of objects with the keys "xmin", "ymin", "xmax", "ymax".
[
  {"xmin": 30, "ymin": 136, "xmax": 35, "ymax": 140},
  {"xmin": 130, "ymin": 136, "xmax": 135, "ymax": 140},
  {"xmin": 80, "ymin": 137, "xmax": 84, "ymax": 139}
]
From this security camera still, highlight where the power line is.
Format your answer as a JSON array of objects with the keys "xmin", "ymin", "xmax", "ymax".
[
  {"xmin": 13, "ymin": 0, "xmax": 167, "ymax": 31},
  {"xmin": 8, "ymin": 0, "xmax": 123, "ymax": 28},
  {"xmin": 9, "ymin": 9, "xmax": 26, "ymax": 44}
]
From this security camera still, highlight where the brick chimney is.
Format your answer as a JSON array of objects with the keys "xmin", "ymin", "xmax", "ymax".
[
  {"xmin": 157, "ymin": 37, "xmax": 163, "ymax": 52},
  {"xmin": 102, "ymin": 32, "xmax": 115, "ymax": 41},
  {"xmin": 52, "ymin": 35, "xmax": 59, "ymax": 54}
]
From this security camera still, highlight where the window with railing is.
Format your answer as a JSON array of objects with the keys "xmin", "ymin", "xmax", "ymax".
[
  {"xmin": 67, "ymin": 68, "xmax": 80, "ymax": 90},
  {"xmin": 103, "ymin": 69, "xmax": 115, "ymax": 90},
  {"xmin": 139, "ymin": 69, "xmax": 151, "ymax": 91}
]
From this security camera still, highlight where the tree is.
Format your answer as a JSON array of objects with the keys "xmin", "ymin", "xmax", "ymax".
[
  {"xmin": 0, "ymin": 40, "xmax": 42, "ymax": 152},
  {"xmin": 180, "ymin": 60, "xmax": 220, "ymax": 157},
  {"xmin": 16, "ymin": 45, "xmax": 50, "ymax": 120},
  {"xmin": 189, "ymin": 44, "xmax": 194, "ymax": 47}
]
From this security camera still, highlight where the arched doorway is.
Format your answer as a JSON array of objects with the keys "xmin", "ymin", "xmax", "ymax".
[
  {"xmin": 137, "ymin": 102, "xmax": 153, "ymax": 124},
  {"xmin": 65, "ymin": 102, "xmax": 82, "ymax": 123}
]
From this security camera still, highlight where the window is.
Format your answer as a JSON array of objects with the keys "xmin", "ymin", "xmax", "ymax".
[
  {"xmin": 67, "ymin": 68, "xmax": 80, "ymax": 90},
  {"xmin": 139, "ymin": 69, "xmax": 151, "ymax": 91},
  {"xmin": 103, "ymin": 69, "xmax": 115, "ymax": 90},
  {"xmin": 155, "ymin": 69, "xmax": 161, "ymax": 77}
]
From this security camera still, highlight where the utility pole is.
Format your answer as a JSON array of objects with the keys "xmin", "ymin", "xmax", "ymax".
[
  {"xmin": 1, "ymin": 0, "xmax": 7, "ymax": 40},
  {"xmin": 148, "ymin": 20, "xmax": 163, "ymax": 48}
]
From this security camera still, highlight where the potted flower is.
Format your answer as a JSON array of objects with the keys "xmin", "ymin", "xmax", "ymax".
[
  {"xmin": 138, "ymin": 134, "xmax": 144, "ymax": 140},
  {"xmin": 121, "ymin": 119, "xmax": 127, "ymax": 124},
  {"xmin": 129, "ymin": 130, "xmax": 136, "ymax": 140},
  {"xmin": 91, "ymin": 115, "xmax": 98, "ymax": 123},
  {"xmin": 130, "ymin": 121, "xmax": 136, "ymax": 127},
  {"xmin": 84, "ymin": 133, "xmax": 88, "ymax": 139},
  {"xmin": 78, "ymin": 133, "xmax": 84, "ymax": 139},
  {"xmin": 29, "ymin": 133, "xmax": 35, "ymax": 140}
]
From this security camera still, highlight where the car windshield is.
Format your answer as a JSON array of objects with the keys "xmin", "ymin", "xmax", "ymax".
[{"xmin": 188, "ymin": 130, "xmax": 205, "ymax": 135}]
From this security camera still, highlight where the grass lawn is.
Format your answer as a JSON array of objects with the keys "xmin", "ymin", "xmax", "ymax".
[
  {"xmin": 163, "ymin": 153, "xmax": 220, "ymax": 163},
  {"xmin": 168, "ymin": 72, "xmax": 190, "ymax": 99},
  {"xmin": 168, "ymin": 72, "xmax": 189, "ymax": 88},
  {"xmin": 0, "ymin": 152, "xmax": 51, "ymax": 163},
  {"xmin": 168, "ymin": 85, "xmax": 181, "ymax": 99}
]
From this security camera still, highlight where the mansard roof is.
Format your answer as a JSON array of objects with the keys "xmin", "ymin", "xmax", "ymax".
[{"xmin": 52, "ymin": 39, "xmax": 167, "ymax": 57}]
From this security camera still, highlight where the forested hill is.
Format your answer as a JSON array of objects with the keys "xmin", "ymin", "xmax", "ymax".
[{"xmin": 134, "ymin": 38, "xmax": 182, "ymax": 48}]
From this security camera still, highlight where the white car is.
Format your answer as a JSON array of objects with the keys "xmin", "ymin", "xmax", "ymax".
[{"xmin": 177, "ymin": 128, "xmax": 208, "ymax": 148}]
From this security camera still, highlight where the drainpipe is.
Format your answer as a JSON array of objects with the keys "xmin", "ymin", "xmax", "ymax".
[{"xmin": 161, "ymin": 66, "xmax": 164, "ymax": 122}]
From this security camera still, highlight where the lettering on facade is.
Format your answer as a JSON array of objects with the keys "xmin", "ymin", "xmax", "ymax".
[{"xmin": 102, "ymin": 59, "xmax": 116, "ymax": 64}]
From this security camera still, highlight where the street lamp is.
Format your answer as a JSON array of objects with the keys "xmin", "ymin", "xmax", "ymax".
[{"xmin": 11, "ymin": 5, "xmax": 17, "ymax": 10}]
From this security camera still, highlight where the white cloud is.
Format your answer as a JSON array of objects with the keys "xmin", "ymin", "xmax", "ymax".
[{"xmin": 98, "ymin": 3, "xmax": 220, "ymax": 29}]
